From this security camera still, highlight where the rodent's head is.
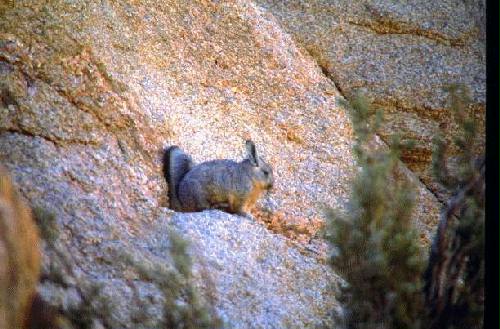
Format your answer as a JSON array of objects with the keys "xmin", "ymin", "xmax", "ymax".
[{"xmin": 245, "ymin": 140, "xmax": 274, "ymax": 190}]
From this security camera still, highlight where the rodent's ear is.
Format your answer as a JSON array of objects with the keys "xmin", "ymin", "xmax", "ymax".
[{"xmin": 245, "ymin": 140, "xmax": 260, "ymax": 167}]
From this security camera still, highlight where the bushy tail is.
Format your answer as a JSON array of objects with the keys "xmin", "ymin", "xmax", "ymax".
[{"xmin": 162, "ymin": 146, "xmax": 192, "ymax": 211}]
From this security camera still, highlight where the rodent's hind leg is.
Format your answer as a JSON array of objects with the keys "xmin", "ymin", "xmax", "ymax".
[
  {"xmin": 193, "ymin": 194, "xmax": 211, "ymax": 211},
  {"xmin": 210, "ymin": 199, "xmax": 253, "ymax": 219},
  {"xmin": 213, "ymin": 196, "xmax": 252, "ymax": 219}
]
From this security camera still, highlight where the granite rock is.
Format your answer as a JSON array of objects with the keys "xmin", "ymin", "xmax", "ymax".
[
  {"xmin": 0, "ymin": 1, "xmax": 445, "ymax": 327},
  {"xmin": 255, "ymin": 0, "xmax": 486, "ymax": 200}
]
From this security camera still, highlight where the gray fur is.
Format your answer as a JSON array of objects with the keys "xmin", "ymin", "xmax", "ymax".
[
  {"xmin": 163, "ymin": 140, "xmax": 274, "ymax": 215},
  {"xmin": 246, "ymin": 140, "xmax": 260, "ymax": 167},
  {"xmin": 163, "ymin": 146, "xmax": 193, "ymax": 211}
]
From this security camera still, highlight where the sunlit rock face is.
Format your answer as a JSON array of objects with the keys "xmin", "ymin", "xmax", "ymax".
[
  {"xmin": 0, "ymin": 0, "xmax": 459, "ymax": 327},
  {"xmin": 255, "ymin": 0, "xmax": 485, "ymax": 201}
]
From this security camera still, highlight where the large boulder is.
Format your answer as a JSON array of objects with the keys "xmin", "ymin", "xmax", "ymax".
[
  {"xmin": 0, "ymin": 0, "xmax": 442, "ymax": 327},
  {"xmin": 255, "ymin": 0, "xmax": 486, "ymax": 200},
  {"xmin": 168, "ymin": 211, "xmax": 340, "ymax": 328}
]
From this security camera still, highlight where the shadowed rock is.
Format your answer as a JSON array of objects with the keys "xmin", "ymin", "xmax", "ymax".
[{"xmin": 0, "ymin": 166, "xmax": 41, "ymax": 329}]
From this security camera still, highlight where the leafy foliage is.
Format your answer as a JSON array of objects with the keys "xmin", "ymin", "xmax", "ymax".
[
  {"xmin": 33, "ymin": 207, "xmax": 223, "ymax": 329},
  {"xmin": 326, "ymin": 86, "xmax": 484, "ymax": 329},
  {"xmin": 424, "ymin": 84, "xmax": 484, "ymax": 329},
  {"xmin": 33, "ymin": 207, "xmax": 118, "ymax": 329},
  {"xmin": 32, "ymin": 206, "xmax": 59, "ymax": 245},
  {"xmin": 123, "ymin": 229, "xmax": 224, "ymax": 329},
  {"xmin": 325, "ymin": 94, "xmax": 424, "ymax": 329}
]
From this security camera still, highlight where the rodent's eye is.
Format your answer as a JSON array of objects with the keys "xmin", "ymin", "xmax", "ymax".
[{"xmin": 263, "ymin": 170, "xmax": 268, "ymax": 176}]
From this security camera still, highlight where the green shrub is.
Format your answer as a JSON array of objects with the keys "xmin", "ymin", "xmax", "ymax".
[
  {"xmin": 34, "ymin": 207, "xmax": 223, "ymax": 329},
  {"xmin": 326, "ymin": 85, "xmax": 484, "ymax": 329},
  {"xmin": 123, "ymin": 229, "xmax": 224, "ymax": 329},
  {"xmin": 32, "ymin": 206, "xmax": 59, "ymax": 245},
  {"xmin": 423, "ymin": 84, "xmax": 484, "ymax": 329},
  {"xmin": 33, "ymin": 207, "xmax": 117, "ymax": 329},
  {"xmin": 325, "ymin": 94, "xmax": 424, "ymax": 329}
]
